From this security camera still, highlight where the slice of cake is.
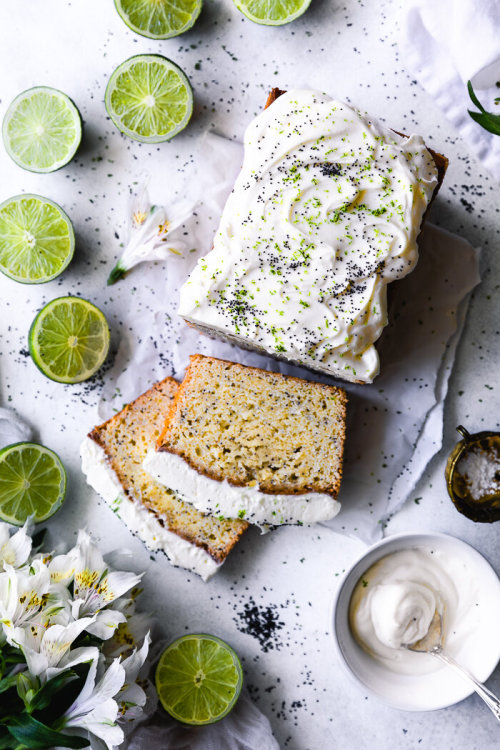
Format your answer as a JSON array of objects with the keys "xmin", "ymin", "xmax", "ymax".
[
  {"xmin": 143, "ymin": 355, "xmax": 347, "ymax": 526},
  {"xmin": 80, "ymin": 377, "xmax": 247, "ymax": 581},
  {"xmin": 179, "ymin": 88, "xmax": 447, "ymax": 384}
]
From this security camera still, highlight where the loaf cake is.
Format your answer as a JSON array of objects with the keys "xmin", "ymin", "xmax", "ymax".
[
  {"xmin": 80, "ymin": 377, "xmax": 247, "ymax": 580},
  {"xmin": 143, "ymin": 355, "xmax": 347, "ymax": 526},
  {"xmin": 178, "ymin": 88, "xmax": 448, "ymax": 384}
]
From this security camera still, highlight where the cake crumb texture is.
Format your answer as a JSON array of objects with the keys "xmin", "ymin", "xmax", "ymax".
[
  {"xmin": 158, "ymin": 355, "xmax": 347, "ymax": 498},
  {"xmin": 89, "ymin": 376, "xmax": 247, "ymax": 563}
]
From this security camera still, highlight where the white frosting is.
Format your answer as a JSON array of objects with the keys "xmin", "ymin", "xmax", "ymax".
[
  {"xmin": 349, "ymin": 548, "xmax": 479, "ymax": 675},
  {"xmin": 179, "ymin": 89, "xmax": 438, "ymax": 383},
  {"xmin": 80, "ymin": 437, "xmax": 221, "ymax": 581},
  {"xmin": 143, "ymin": 448, "xmax": 341, "ymax": 526}
]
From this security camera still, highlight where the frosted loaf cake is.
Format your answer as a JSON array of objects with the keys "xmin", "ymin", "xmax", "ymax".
[
  {"xmin": 80, "ymin": 377, "xmax": 247, "ymax": 580},
  {"xmin": 179, "ymin": 89, "xmax": 446, "ymax": 384},
  {"xmin": 144, "ymin": 355, "xmax": 347, "ymax": 526}
]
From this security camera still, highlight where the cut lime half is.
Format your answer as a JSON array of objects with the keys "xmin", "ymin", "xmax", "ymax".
[
  {"xmin": 233, "ymin": 0, "xmax": 311, "ymax": 25},
  {"xmin": 105, "ymin": 54, "xmax": 193, "ymax": 143},
  {"xmin": 0, "ymin": 194, "xmax": 74, "ymax": 284},
  {"xmin": 114, "ymin": 0, "xmax": 202, "ymax": 39},
  {"xmin": 155, "ymin": 634, "xmax": 243, "ymax": 725},
  {"xmin": 0, "ymin": 442, "xmax": 66, "ymax": 526},
  {"xmin": 29, "ymin": 297, "xmax": 110, "ymax": 384},
  {"xmin": 2, "ymin": 86, "xmax": 82, "ymax": 173}
]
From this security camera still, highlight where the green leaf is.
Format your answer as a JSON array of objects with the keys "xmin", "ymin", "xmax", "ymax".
[
  {"xmin": 468, "ymin": 109, "xmax": 500, "ymax": 136},
  {"xmin": 29, "ymin": 670, "xmax": 79, "ymax": 713},
  {"xmin": 467, "ymin": 80, "xmax": 500, "ymax": 135},
  {"xmin": 6, "ymin": 715, "xmax": 90, "ymax": 749},
  {"xmin": 467, "ymin": 80, "xmax": 486, "ymax": 112},
  {"xmin": 35, "ymin": 662, "xmax": 91, "ymax": 726},
  {"xmin": 0, "ymin": 674, "xmax": 19, "ymax": 696}
]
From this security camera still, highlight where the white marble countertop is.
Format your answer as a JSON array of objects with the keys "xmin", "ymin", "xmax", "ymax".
[{"xmin": 1, "ymin": 1, "xmax": 499, "ymax": 748}]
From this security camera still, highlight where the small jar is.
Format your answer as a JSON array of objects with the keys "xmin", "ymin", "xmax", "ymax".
[{"xmin": 445, "ymin": 426, "xmax": 500, "ymax": 522}]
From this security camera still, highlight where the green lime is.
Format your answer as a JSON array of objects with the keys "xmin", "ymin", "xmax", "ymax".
[
  {"xmin": 29, "ymin": 297, "xmax": 110, "ymax": 384},
  {"xmin": 114, "ymin": 0, "xmax": 202, "ymax": 39},
  {"xmin": 155, "ymin": 634, "xmax": 243, "ymax": 725},
  {"xmin": 2, "ymin": 86, "xmax": 82, "ymax": 173},
  {"xmin": 105, "ymin": 54, "xmax": 193, "ymax": 143},
  {"xmin": 0, "ymin": 442, "xmax": 66, "ymax": 526},
  {"xmin": 0, "ymin": 194, "xmax": 74, "ymax": 284},
  {"xmin": 233, "ymin": 0, "xmax": 311, "ymax": 24}
]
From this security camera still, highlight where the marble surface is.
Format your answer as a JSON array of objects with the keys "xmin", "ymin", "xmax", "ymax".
[{"xmin": 0, "ymin": 1, "xmax": 499, "ymax": 749}]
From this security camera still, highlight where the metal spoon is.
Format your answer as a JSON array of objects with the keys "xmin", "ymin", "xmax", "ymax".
[{"xmin": 404, "ymin": 610, "xmax": 500, "ymax": 720}]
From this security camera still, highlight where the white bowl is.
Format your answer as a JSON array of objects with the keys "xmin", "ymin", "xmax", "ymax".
[{"xmin": 331, "ymin": 532, "xmax": 500, "ymax": 711}]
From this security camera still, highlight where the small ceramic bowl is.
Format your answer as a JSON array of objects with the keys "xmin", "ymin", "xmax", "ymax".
[{"xmin": 331, "ymin": 532, "xmax": 500, "ymax": 711}]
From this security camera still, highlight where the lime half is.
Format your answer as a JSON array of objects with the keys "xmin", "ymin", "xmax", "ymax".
[
  {"xmin": 233, "ymin": 0, "xmax": 311, "ymax": 24},
  {"xmin": 114, "ymin": 0, "xmax": 202, "ymax": 39},
  {"xmin": 0, "ymin": 194, "xmax": 74, "ymax": 284},
  {"xmin": 155, "ymin": 634, "xmax": 243, "ymax": 725},
  {"xmin": 29, "ymin": 297, "xmax": 110, "ymax": 384},
  {"xmin": 2, "ymin": 87, "xmax": 82, "ymax": 173},
  {"xmin": 0, "ymin": 442, "xmax": 66, "ymax": 526},
  {"xmin": 105, "ymin": 54, "xmax": 193, "ymax": 143}
]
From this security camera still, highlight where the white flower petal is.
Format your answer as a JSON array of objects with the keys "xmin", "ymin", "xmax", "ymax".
[
  {"xmin": 86, "ymin": 609, "xmax": 126, "ymax": 640},
  {"xmin": 0, "ymin": 523, "xmax": 32, "ymax": 569}
]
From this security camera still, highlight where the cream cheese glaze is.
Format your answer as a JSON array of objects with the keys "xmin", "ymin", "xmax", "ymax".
[
  {"xmin": 80, "ymin": 437, "xmax": 221, "ymax": 581},
  {"xmin": 349, "ymin": 548, "xmax": 479, "ymax": 675},
  {"xmin": 143, "ymin": 448, "xmax": 341, "ymax": 527},
  {"xmin": 179, "ymin": 89, "xmax": 438, "ymax": 383}
]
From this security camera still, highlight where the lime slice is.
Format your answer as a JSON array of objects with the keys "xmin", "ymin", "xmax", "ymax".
[
  {"xmin": 105, "ymin": 54, "xmax": 193, "ymax": 143},
  {"xmin": 0, "ymin": 442, "xmax": 66, "ymax": 526},
  {"xmin": 29, "ymin": 297, "xmax": 110, "ymax": 384},
  {"xmin": 114, "ymin": 0, "xmax": 202, "ymax": 39},
  {"xmin": 2, "ymin": 87, "xmax": 82, "ymax": 173},
  {"xmin": 155, "ymin": 634, "xmax": 243, "ymax": 725},
  {"xmin": 0, "ymin": 194, "xmax": 74, "ymax": 284},
  {"xmin": 233, "ymin": 0, "xmax": 311, "ymax": 24}
]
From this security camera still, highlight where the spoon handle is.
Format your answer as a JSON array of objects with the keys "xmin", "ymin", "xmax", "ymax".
[{"xmin": 433, "ymin": 650, "xmax": 500, "ymax": 721}]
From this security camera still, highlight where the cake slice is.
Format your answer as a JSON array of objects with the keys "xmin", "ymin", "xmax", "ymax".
[
  {"xmin": 179, "ymin": 88, "xmax": 448, "ymax": 384},
  {"xmin": 143, "ymin": 355, "xmax": 347, "ymax": 526},
  {"xmin": 80, "ymin": 377, "xmax": 247, "ymax": 581}
]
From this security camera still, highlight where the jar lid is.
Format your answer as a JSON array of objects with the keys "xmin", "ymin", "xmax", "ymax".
[{"xmin": 445, "ymin": 426, "xmax": 500, "ymax": 522}]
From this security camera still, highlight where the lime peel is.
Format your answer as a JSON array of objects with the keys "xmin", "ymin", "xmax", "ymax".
[
  {"xmin": 2, "ymin": 86, "xmax": 82, "ymax": 173},
  {"xmin": 0, "ymin": 194, "xmax": 74, "ymax": 284},
  {"xmin": 233, "ymin": 0, "xmax": 311, "ymax": 25},
  {"xmin": 0, "ymin": 442, "xmax": 66, "ymax": 526},
  {"xmin": 155, "ymin": 634, "xmax": 243, "ymax": 725}
]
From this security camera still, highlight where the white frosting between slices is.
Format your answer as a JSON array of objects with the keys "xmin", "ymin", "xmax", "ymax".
[
  {"xmin": 143, "ymin": 448, "xmax": 341, "ymax": 526},
  {"xmin": 80, "ymin": 437, "xmax": 221, "ymax": 581},
  {"xmin": 179, "ymin": 89, "xmax": 438, "ymax": 383}
]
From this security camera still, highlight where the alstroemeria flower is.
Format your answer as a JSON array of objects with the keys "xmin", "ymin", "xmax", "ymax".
[
  {"xmin": 0, "ymin": 522, "xmax": 31, "ymax": 570},
  {"xmin": 71, "ymin": 531, "xmax": 142, "ymax": 639},
  {"xmin": 107, "ymin": 181, "xmax": 197, "ymax": 285},
  {"xmin": 61, "ymin": 655, "xmax": 126, "ymax": 749},
  {"xmin": 116, "ymin": 633, "xmax": 151, "ymax": 721},
  {"xmin": 0, "ymin": 562, "xmax": 56, "ymax": 633},
  {"xmin": 15, "ymin": 618, "xmax": 98, "ymax": 682}
]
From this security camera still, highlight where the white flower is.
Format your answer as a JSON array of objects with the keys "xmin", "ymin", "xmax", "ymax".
[
  {"xmin": 116, "ymin": 633, "xmax": 151, "ymax": 721},
  {"xmin": 0, "ymin": 522, "xmax": 32, "ymax": 570},
  {"xmin": 61, "ymin": 655, "xmax": 126, "ymax": 749},
  {"xmin": 107, "ymin": 181, "xmax": 197, "ymax": 284},
  {"xmin": 0, "ymin": 562, "xmax": 53, "ymax": 632},
  {"xmin": 71, "ymin": 531, "xmax": 142, "ymax": 640},
  {"xmin": 14, "ymin": 618, "xmax": 98, "ymax": 682}
]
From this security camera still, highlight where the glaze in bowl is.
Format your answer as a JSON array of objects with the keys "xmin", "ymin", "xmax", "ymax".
[{"xmin": 331, "ymin": 532, "xmax": 500, "ymax": 711}]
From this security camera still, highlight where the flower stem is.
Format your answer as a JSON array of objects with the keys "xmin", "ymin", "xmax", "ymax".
[{"xmin": 107, "ymin": 263, "xmax": 127, "ymax": 286}]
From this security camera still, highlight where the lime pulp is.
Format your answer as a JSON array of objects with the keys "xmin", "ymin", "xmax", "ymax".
[
  {"xmin": 2, "ymin": 86, "xmax": 82, "ymax": 173},
  {"xmin": 105, "ymin": 54, "xmax": 193, "ymax": 143},
  {"xmin": 0, "ymin": 442, "xmax": 66, "ymax": 526},
  {"xmin": 233, "ymin": 0, "xmax": 311, "ymax": 25},
  {"xmin": 114, "ymin": 0, "xmax": 202, "ymax": 39},
  {"xmin": 155, "ymin": 634, "xmax": 243, "ymax": 725},
  {"xmin": 29, "ymin": 297, "xmax": 110, "ymax": 384},
  {"xmin": 0, "ymin": 194, "xmax": 74, "ymax": 284}
]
